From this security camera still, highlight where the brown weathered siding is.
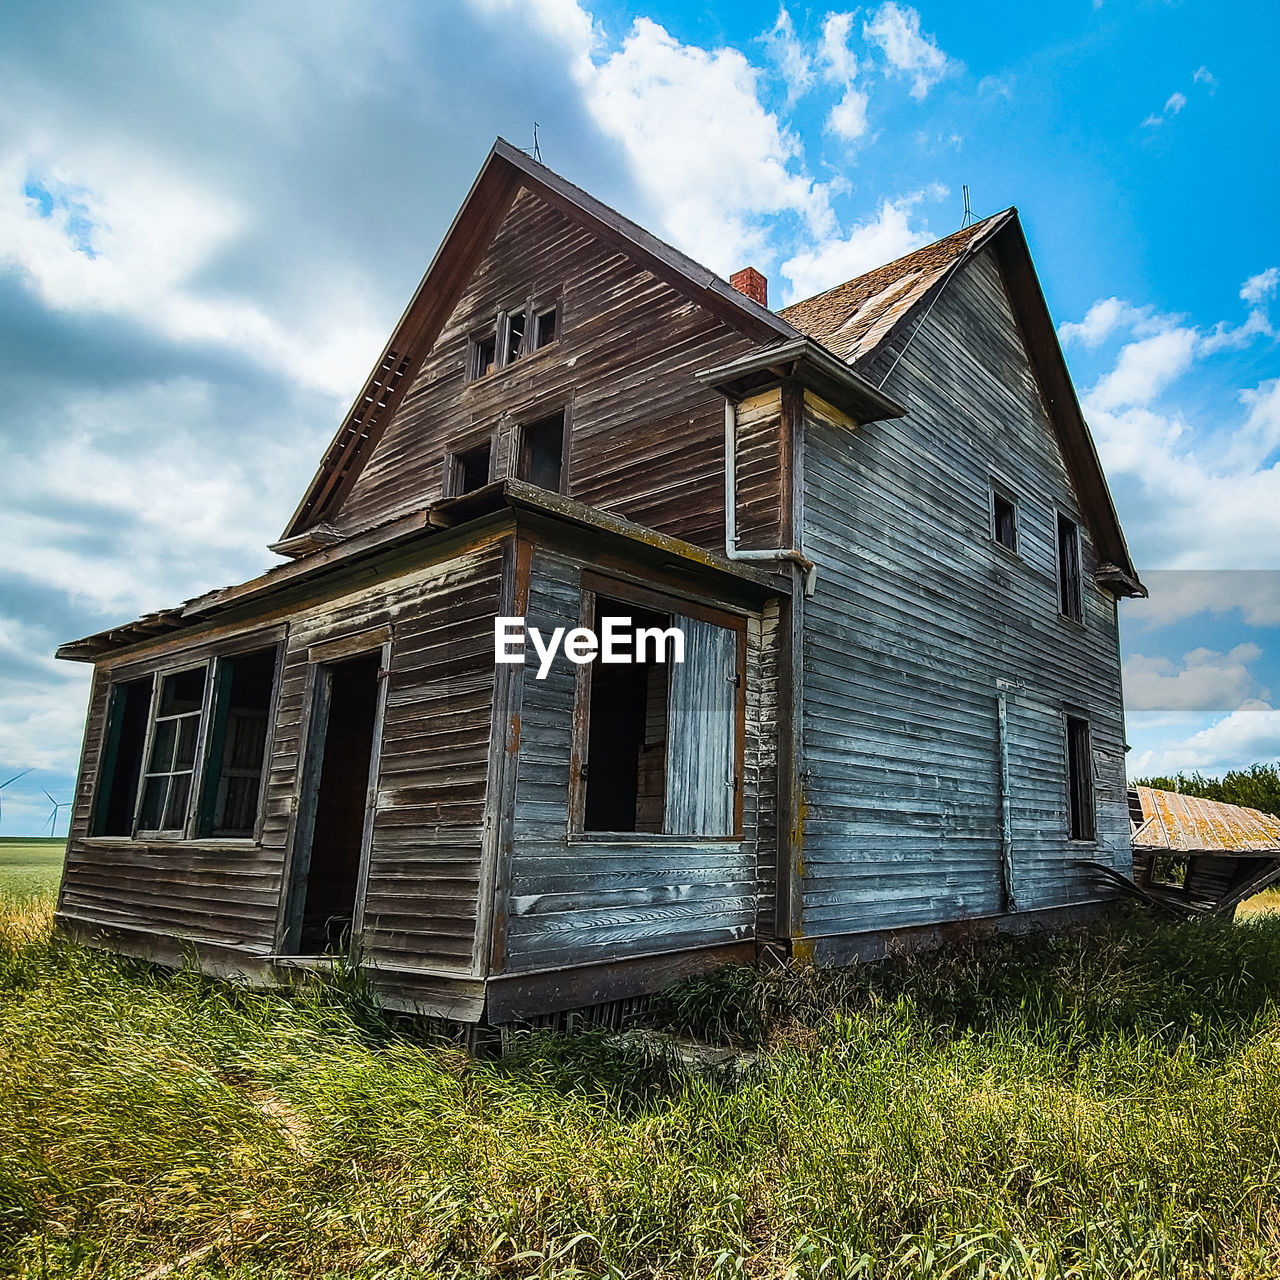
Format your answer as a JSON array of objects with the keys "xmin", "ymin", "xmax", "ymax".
[{"xmin": 332, "ymin": 189, "xmax": 777, "ymax": 551}]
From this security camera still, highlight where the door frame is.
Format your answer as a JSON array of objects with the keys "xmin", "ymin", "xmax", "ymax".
[{"xmin": 277, "ymin": 636, "xmax": 391, "ymax": 956}]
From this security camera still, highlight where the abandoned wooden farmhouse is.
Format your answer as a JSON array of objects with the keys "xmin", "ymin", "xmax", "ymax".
[{"xmin": 55, "ymin": 138, "xmax": 1146, "ymax": 1025}]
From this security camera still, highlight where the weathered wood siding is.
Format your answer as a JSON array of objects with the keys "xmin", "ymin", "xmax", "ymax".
[
  {"xmin": 498, "ymin": 549, "xmax": 777, "ymax": 973},
  {"xmin": 59, "ymin": 538, "xmax": 507, "ymax": 1016},
  {"xmin": 796, "ymin": 247, "xmax": 1130, "ymax": 946},
  {"xmin": 331, "ymin": 188, "xmax": 771, "ymax": 551}
]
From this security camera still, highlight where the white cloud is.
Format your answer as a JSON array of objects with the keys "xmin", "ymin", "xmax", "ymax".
[
  {"xmin": 1164, "ymin": 91, "xmax": 1187, "ymax": 115},
  {"xmin": 780, "ymin": 189, "xmax": 940, "ymax": 299},
  {"xmin": 1089, "ymin": 326, "xmax": 1198, "ymax": 410},
  {"xmin": 1058, "ymin": 296, "xmax": 1149, "ymax": 348},
  {"xmin": 1123, "ymin": 644, "xmax": 1265, "ymax": 712},
  {"xmin": 1132, "ymin": 702, "xmax": 1280, "ymax": 777},
  {"xmin": 1193, "ymin": 65, "xmax": 1218, "ymax": 92},
  {"xmin": 1241, "ymin": 267, "xmax": 1279, "ymax": 307},
  {"xmin": 0, "ymin": 148, "xmax": 383, "ymax": 398},
  {"xmin": 862, "ymin": 2, "xmax": 952, "ymax": 100},
  {"xmin": 816, "ymin": 13, "xmax": 870, "ymax": 142},
  {"xmin": 762, "ymin": 8, "xmax": 815, "ymax": 106},
  {"xmin": 1134, "ymin": 571, "xmax": 1280, "ymax": 629},
  {"xmin": 1073, "ymin": 273, "xmax": 1280, "ymax": 570},
  {"xmin": 819, "ymin": 12, "xmax": 860, "ymax": 84}
]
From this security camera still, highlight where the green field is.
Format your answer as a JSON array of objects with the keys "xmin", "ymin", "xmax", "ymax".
[
  {"xmin": 0, "ymin": 836, "xmax": 64, "ymax": 899},
  {"xmin": 5, "ymin": 883, "xmax": 1280, "ymax": 1279}
]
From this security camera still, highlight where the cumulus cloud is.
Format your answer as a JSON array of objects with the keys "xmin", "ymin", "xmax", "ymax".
[
  {"xmin": 780, "ymin": 189, "xmax": 940, "ymax": 299},
  {"xmin": 1135, "ymin": 571, "xmax": 1280, "ymax": 629},
  {"xmin": 1058, "ymin": 297, "xmax": 1151, "ymax": 349},
  {"xmin": 1241, "ymin": 268, "xmax": 1279, "ymax": 307},
  {"xmin": 1123, "ymin": 644, "xmax": 1265, "ymax": 712},
  {"xmin": 862, "ymin": 2, "xmax": 952, "ymax": 99},
  {"xmin": 818, "ymin": 12, "xmax": 870, "ymax": 142},
  {"xmin": 1131, "ymin": 702, "xmax": 1280, "ymax": 778}
]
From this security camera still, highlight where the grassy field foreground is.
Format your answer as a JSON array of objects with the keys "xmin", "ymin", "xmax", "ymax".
[{"xmin": 4, "ymin": 895, "xmax": 1280, "ymax": 1278}]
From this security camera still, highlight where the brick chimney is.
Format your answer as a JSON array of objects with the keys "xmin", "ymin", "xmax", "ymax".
[{"xmin": 729, "ymin": 267, "xmax": 768, "ymax": 309}]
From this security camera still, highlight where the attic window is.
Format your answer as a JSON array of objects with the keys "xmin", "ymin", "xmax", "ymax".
[
  {"xmin": 450, "ymin": 442, "xmax": 492, "ymax": 495},
  {"xmin": 535, "ymin": 305, "xmax": 557, "ymax": 348},
  {"xmin": 516, "ymin": 410, "xmax": 567, "ymax": 493},
  {"xmin": 991, "ymin": 488, "xmax": 1018, "ymax": 552},
  {"xmin": 470, "ymin": 295, "xmax": 560, "ymax": 378},
  {"xmin": 471, "ymin": 332, "xmax": 497, "ymax": 380}
]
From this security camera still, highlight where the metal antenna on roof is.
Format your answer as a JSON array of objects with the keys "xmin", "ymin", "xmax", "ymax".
[
  {"xmin": 0, "ymin": 769, "xmax": 31, "ymax": 828},
  {"xmin": 961, "ymin": 185, "xmax": 975, "ymax": 228},
  {"xmin": 533, "ymin": 122, "xmax": 543, "ymax": 165},
  {"xmin": 42, "ymin": 789, "xmax": 70, "ymax": 838}
]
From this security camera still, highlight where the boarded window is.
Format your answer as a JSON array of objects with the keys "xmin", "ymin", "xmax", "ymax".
[
  {"xmin": 1066, "ymin": 715, "xmax": 1095, "ymax": 841},
  {"xmin": 1057, "ymin": 513, "xmax": 1083, "ymax": 620},
  {"xmin": 137, "ymin": 666, "xmax": 209, "ymax": 834},
  {"xmin": 516, "ymin": 411, "xmax": 565, "ymax": 493},
  {"xmin": 582, "ymin": 599, "xmax": 738, "ymax": 837},
  {"xmin": 91, "ymin": 675, "xmax": 154, "ymax": 836},
  {"xmin": 664, "ymin": 617, "xmax": 737, "ymax": 837},
  {"xmin": 451, "ymin": 442, "xmax": 491, "ymax": 495},
  {"xmin": 198, "ymin": 647, "xmax": 276, "ymax": 837},
  {"xmin": 992, "ymin": 489, "xmax": 1017, "ymax": 552}
]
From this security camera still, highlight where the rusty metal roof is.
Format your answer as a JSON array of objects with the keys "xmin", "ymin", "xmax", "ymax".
[
  {"xmin": 1131, "ymin": 786, "xmax": 1280, "ymax": 855},
  {"xmin": 778, "ymin": 211, "xmax": 1014, "ymax": 365}
]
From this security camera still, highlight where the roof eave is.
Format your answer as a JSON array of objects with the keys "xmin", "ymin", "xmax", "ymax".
[{"xmin": 697, "ymin": 337, "xmax": 906, "ymax": 424}]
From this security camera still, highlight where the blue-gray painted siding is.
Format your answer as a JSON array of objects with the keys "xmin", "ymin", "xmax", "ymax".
[
  {"xmin": 797, "ymin": 247, "xmax": 1131, "ymax": 942},
  {"xmin": 500, "ymin": 549, "xmax": 776, "ymax": 973}
]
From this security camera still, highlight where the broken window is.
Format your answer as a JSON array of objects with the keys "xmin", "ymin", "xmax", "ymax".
[
  {"xmin": 991, "ymin": 488, "xmax": 1018, "ymax": 552},
  {"xmin": 450, "ymin": 442, "xmax": 491, "ymax": 495},
  {"xmin": 534, "ymin": 305, "xmax": 557, "ymax": 349},
  {"xmin": 516, "ymin": 410, "xmax": 566, "ymax": 493},
  {"xmin": 198, "ymin": 647, "xmax": 277, "ymax": 837},
  {"xmin": 91, "ymin": 675, "xmax": 154, "ymax": 836},
  {"xmin": 1057, "ymin": 513, "xmax": 1083, "ymax": 620},
  {"xmin": 137, "ymin": 666, "xmax": 209, "ymax": 834},
  {"xmin": 1066, "ymin": 714, "xmax": 1095, "ymax": 841},
  {"xmin": 504, "ymin": 308, "xmax": 527, "ymax": 363},
  {"xmin": 581, "ymin": 595, "xmax": 739, "ymax": 838},
  {"xmin": 470, "ymin": 331, "xmax": 497, "ymax": 380}
]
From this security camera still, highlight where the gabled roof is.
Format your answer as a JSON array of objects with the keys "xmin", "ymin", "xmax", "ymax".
[
  {"xmin": 779, "ymin": 212, "xmax": 1011, "ymax": 364},
  {"xmin": 1131, "ymin": 786, "xmax": 1280, "ymax": 855},
  {"xmin": 781, "ymin": 207, "xmax": 1143, "ymax": 594},
  {"xmin": 278, "ymin": 138, "xmax": 802, "ymax": 546}
]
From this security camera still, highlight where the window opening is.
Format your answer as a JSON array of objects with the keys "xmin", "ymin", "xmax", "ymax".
[
  {"xmin": 1066, "ymin": 715, "xmax": 1095, "ymax": 841},
  {"xmin": 517, "ymin": 411, "xmax": 565, "ymax": 492},
  {"xmin": 91, "ymin": 675, "xmax": 154, "ymax": 836}
]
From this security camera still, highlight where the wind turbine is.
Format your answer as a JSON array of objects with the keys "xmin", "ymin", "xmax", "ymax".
[
  {"xmin": 0, "ymin": 770, "xmax": 31, "ymax": 828},
  {"xmin": 43, "ymin": 790, "xmax": 71, "ymax": 838}
]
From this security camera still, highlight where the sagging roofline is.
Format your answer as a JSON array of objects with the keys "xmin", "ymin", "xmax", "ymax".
[{"xmin": 56, "ymin": 479, "xmax": 790, "ymax": 663}]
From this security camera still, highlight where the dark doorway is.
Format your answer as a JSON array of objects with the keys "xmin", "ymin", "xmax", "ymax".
[{"xmin": 288, "ymin": 650, "xmax": 382, "ymax": 954}]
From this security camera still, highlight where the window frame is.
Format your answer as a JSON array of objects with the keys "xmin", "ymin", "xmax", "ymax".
[
  {"xmin": 88, "ymin": 633, "xmax": 284, "ymax": 846},
  {"xmin": 1064, "ymin": 712, "xmax": 1096, "ymax": 843},
  {"xmin": 445, "ymin": 435, "xmax": 496, "ymax": 497},
  {"xmin": 467, "ymin": 290, "xmax": 561, "ymax": 382},
  {"xmin": 568, "ymin": 573, "xmax": 747, "ymax": 843},
  {"xmin": 989, "ymin": 482, "xmax": 1020, "ymax": 555},
  {"xmin": 512, "ymin": 404, "xmax": 572, "ymax": 495},
  {"xmin": 133, "ymin": 661, "xmax": 215, "ymax": 839},
  {"xmin": 1056, "ymin": 511, "xmax": 1085, "ymax": 623}
]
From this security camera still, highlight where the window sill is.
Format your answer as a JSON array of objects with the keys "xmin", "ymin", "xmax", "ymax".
[
  {"xmin": 1056, "ymin": 611, "xmax": 1087, "ymax": 630},
  {"xmin": 79, "ymin": 835, "xmax": 261, "ymax": 851},
  {"xmin": 988, "ymin": 536, "xmax": 1021, "ymax": 561},
  {"xmin": 567, "ymin": 832, "xmax": 743, "ymax": 846},
  {"xmin": 464, "ymin": 339, "xmax": 561, "ymax": 388}
]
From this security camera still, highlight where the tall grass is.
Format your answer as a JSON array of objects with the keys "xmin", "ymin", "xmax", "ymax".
[{"xmin": 4, "ymin": 894, "xmax": 1280, "ymax": 1278}]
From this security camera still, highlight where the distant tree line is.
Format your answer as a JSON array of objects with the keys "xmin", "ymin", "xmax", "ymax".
[{"xmin": 1132, "ymin": 762, "xmax": 1280, "ymax": 818}]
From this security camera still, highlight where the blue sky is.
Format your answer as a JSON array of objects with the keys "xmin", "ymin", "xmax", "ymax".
[{"xmin": 0, "ymin": 0, "xmax": 1277, "ymax": 834}]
